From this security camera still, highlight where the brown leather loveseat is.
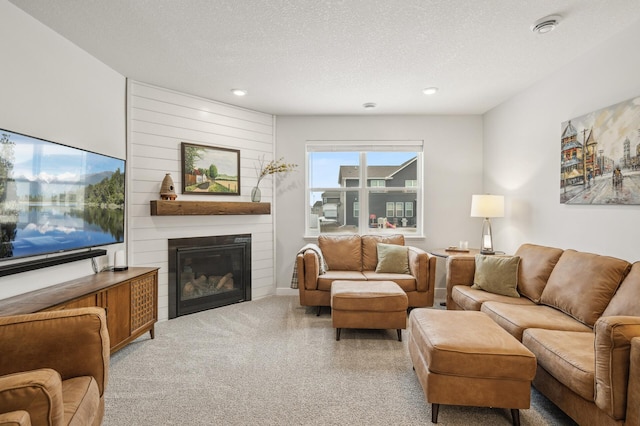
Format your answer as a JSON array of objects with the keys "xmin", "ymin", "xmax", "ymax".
[
  {"xmin": 296, "ymin": 234, "xmax": 436, "ymax": 310},
  {"xmin": 446, "ymin": 243, "xmax": 640, "ymax": 425},
  {"xmin": 0, "ymin": 307, "xmax": 110, "ymax": 426}
]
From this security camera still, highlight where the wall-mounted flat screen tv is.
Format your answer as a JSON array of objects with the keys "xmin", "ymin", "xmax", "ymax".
[{"xmin": 0, "ymin": 128, "xmax": 125, "ymax": 261}]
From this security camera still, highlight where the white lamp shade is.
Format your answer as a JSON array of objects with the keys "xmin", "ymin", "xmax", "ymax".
[{"xmin": 470, "ymin": 194, "xmax": 504, "ymax": 218}]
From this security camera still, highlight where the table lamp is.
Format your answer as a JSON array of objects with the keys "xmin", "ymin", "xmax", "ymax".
[{"xmin": 470, "ymin": 194, "xmax": 504, "ymax": 255}]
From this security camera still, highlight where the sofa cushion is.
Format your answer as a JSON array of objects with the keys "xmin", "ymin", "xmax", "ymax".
[
  {"xmin": 602, "ymin": 262, "xmax": 640, "ymax": 317},
  {"xmin": 318, "ymin": 235, "xmax": 362, "ymax": 271},
  {"xmin": 375, "ymin": 243, "xmax": 409, "ymax": 274},
  {"xmin": 362, "ymin": 271, "xmax": 417, "ymax": 292},
  {"xmin": 514, "ymin": 244, "xmax": 564, "ymax": 303},
  {"xmin": 361, "ymin": 235, "xmax": 404, "ymax": 271},
  {"xmin": 523, "ymin": 329, "xmax": 595, "ymax": 402},
  {"xmin": 481, "ymin": 301, "xmax": 591, "ymax": 341},
  {"xmin": 471, "ymin": 255, "xmax": 520, "ymax": 298},
  {"xmin": 452, "ymin": 285, "xmax": 536, "ymax": 311},
  {"xmin": 540, "ymin": 250, "xmax": 631, "ymax": 326},
  {"xmin": 331, "ymin": 281, "xmax": 407, "ymax": 312},
  {"xmin": 317, "ymin": 271, "xmax": 366, "ymax": 291}
]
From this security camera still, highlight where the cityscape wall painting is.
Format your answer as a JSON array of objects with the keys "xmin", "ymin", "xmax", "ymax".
[{"xmin": 560, "ymin": 95, "xmax": 640, "ymax": 205}]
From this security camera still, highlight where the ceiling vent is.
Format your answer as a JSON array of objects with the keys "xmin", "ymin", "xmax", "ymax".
[{"xmin": 531, "ymin": 15, "xmax": 561, "ymax": 34}]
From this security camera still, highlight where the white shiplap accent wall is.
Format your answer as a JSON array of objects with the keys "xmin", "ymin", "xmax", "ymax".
[{"xmin": 127, "ymin": 81, "xmax": 275, "ymax": 321}]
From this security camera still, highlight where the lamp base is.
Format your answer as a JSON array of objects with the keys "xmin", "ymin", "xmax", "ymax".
[{"xmin": 480, "ymin": 217, "xmax": 495, "ymax": 255}]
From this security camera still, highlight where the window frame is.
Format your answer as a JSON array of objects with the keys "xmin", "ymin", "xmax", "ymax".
[{"xmin": 305, "ymin": 141, "xmax": 424, "ymax": 237}]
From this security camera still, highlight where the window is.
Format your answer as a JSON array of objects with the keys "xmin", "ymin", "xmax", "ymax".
[
  {"xmin": 395, "ymin": 202, "xmax": 404, "ymax": 217},
  {"xmin": 405, "ymin": 202, "xmax": 414, "ymax": 218},
  {"xmin": 306, "ymin": 141, "xmax": 423, "ymax": 235},
  {"xmin": 386, "ymin": 202, "xmax": 395, "ymax": 217}
]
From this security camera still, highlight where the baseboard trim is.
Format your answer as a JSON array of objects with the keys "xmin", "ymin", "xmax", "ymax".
[{"xmin": 276, "ymin": 288, "xmax": 298, "ymax": 296}]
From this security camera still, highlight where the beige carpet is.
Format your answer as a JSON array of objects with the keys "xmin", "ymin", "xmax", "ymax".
[{"xmin": 104, "ymin": 296, "xmax": 576, "ymax": 425}]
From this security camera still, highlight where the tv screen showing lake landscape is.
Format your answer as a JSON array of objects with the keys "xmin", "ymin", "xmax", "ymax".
[{"xmin": 0, "ymin": 128, "xmax": 125, "ymax": 261}]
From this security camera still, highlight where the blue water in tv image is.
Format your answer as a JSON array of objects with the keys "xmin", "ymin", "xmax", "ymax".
[{"xmin": 0, "ymin": 129, "xmax": 125, "ymax": 260}]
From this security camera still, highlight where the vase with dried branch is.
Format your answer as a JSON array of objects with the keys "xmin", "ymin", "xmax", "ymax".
[{"xmin": 252, "ymin": 156, "xmax": 297, "ymax": 202}]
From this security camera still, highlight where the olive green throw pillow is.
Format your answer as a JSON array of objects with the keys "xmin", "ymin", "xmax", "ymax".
[
  {"xmin": 471, "ymin": 255, "xmax": 521, "ymax": 298},
  {"xmin": 375, "ymin": 243, "xmax": 410, "ymax": 274}
]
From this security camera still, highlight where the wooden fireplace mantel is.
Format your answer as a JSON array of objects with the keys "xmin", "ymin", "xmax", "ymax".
[{"xmin": 150, "ymin": 200, "xmax": 271, "ymax": 216}]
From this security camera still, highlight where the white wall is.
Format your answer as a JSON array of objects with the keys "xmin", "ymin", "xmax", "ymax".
[
  {"xmin": 483, "ymin": 20, "xmax": 640, "ymax": 261},
  {"xmin": 128, "ymin": 81, "xmax": 276, "ymax": 321},
  {"xmin": 274, "ymin": 115, "xmax": 483, "ymax": 297},
  {"xmin": 0, "ymin": 1, "xmax": 126, "ymax": 299}
]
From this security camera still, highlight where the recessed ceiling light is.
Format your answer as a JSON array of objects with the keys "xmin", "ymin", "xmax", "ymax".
[
  {"xmin": 422, "ymin": 87, "xmax": 439, "ymax": 95},
  {"xmin": 363, "ymin": 102, "xmax": 377, "ymax": 110},
  {"xmin": 531, "ymin": 15, "xmax": 561, "ymax": 34},
  {"xmin": 231, "ymin": 88, "xmax": 247, "ymax": 96}
]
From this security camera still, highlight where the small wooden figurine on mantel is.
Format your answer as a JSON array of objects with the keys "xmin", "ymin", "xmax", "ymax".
[{"xmin": 160, "ymin": 173, "xmax": 177, "ymax": 200}]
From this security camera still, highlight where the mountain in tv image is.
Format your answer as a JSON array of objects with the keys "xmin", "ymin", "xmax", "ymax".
[
  {"xmin": 11, "ymin": 151, "xmax": 124, "ymax": 184},
  {"xmin": 11, "ymin": 169, "xmax": 124, "ymax": 206},
  {"xmin": 11, "ymin": 169, "xmax": 114, "ymax": 185}
]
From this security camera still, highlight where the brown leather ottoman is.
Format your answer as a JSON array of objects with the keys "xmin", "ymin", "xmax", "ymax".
[
  {"xmin": 408, "ymin": 309, "xmax": 536, "ymax": 425},
  {"xmin": 331, "ymin": 280, "xmax": 408, "ymax": 341}
]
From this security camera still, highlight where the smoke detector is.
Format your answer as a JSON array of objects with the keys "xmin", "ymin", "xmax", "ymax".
[{"xmin": 531, "ymin": 15, "xmax": 561, "ymax": 34}]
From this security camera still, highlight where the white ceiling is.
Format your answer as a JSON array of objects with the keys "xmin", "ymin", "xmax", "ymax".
[{"xmin": 9, "ymin": 0, "xmax": 640, "ymax": 115}]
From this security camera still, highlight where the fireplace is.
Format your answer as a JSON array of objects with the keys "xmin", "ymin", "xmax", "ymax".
[{"xmin": 168, "ymin": 234, "xmax": 251, "ymax": 319}]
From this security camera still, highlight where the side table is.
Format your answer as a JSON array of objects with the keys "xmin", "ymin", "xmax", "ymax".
[
  {"xmin": 428, "ymin": 248, "xmax": 480, "ymax": 306},
  {"xmin": 429, "ymin": 248, "xmax": 480, "ymax": 259}
]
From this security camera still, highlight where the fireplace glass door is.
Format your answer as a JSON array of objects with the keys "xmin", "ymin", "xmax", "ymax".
[{"xmin": 169, "ymin": 234, "xmax": 251, "ymax": 318}]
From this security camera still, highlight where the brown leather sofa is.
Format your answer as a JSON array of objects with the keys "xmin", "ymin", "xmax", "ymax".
[
  {"xmin": 296, "ymin": 234, "xmax": 436, "ymax": 310},
  {"xmin": 446, "ymin": 243, "xmax": 640, "ymax": 425},
  {"xmin": 0, "ymin": 307, "xmax": 110, "ymax": 426}
]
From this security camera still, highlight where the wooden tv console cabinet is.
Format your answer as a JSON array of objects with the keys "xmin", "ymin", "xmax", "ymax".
[{"xmin": 0, "ymin": 267, "xmax": 159, "ymax": 354}]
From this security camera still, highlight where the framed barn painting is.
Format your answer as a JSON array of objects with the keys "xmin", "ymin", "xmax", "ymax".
[
  {"xmin": 560, "ymin": 95, "xmax": 640, "ymax": 205},
  {"xmin": 181, "ymin": 142, "xmax": 240, "ymax": 195}
]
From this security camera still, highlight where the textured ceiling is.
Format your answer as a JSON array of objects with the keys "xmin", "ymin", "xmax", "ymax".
[{"xmin": 9, "ymin": 0, "xmax": 640, "ymax": 115}]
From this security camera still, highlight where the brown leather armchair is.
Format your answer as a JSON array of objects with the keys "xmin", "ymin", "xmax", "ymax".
[{"xmin": 0, "ymin": 307, "xmax": 109, "ymax": 426}]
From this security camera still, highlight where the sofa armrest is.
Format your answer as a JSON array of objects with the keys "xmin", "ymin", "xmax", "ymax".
[
  {"xmin": 0, "ymin": 308, "xmax": 109, "ymax": 397},
  {"xmin": 445, "ymin": 256, "xmax": 476, "ymax": 309},
  {"xmin": 407, "ymin": 246, "xmax": 435, "ymax": 294},
  {"xmin": 627, "ymin": 337, "xmax": 640, "ymax": 424},
  {"xmin": 0, "ymin": 410, "xmax": 31, "ymax": 426},
  {"xmin": 0, "ymin": 369, "xmax": 64, "ymax": 426},
  {"xmin": 298, "ymin": 250, "xmax": 320, "ymax": 291},
  {"xmin": 593, "ymin": 316, "xmax": 640, "ymax": 420}
]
